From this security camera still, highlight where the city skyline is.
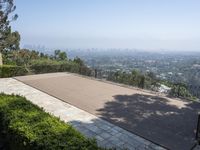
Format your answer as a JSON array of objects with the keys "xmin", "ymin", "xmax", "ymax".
[{"xmin": 12, "ymin": 0, "xmax": 200, "ymax": 51}]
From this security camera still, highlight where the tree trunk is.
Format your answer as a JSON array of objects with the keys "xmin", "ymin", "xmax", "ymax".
[{"xmin": 0, "ymin": 53, "xmax": 3, "ymax": 66}]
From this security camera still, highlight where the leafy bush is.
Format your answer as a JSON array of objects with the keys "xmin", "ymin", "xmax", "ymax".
[
  {"xmin": 3, "ymin": 49, "xmax": 92, "ymax": 77},
  {"xmin": 59, "ymin": 61, "xmax": 80, "ymax": 73},
  {"xmin": 29, "ymin": 59, "xmax": 61, "ymax": 73},
  {"xmin": 169, "ymin": 83, "xmax": 196, "ymax": 100},
  {"xmin": 0, "ymin": 93, "xmax": 104, "ymax": 150},
  {"xmin": 0, "ymin": 65, "xmax": 28, "ymax": 78},
  {"xmin": 78, "ymin": 66, "xmax": 92, "ymax": 76},
  {"xmin": 29, "ymin": 59, "xmax": 91, "ymax": 75},
  {"xmin": 107, "ymin": 70, "xmax": 155, "ymax": 89},
  {"xmin": 30, "ymin": 59, "xmax": 80, "ymax": 73}
]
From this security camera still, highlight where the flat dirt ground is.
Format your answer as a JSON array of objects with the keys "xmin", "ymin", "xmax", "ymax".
[{"xmin": 16, "ymin": 73, "xmax": 200, "ymax": 150}]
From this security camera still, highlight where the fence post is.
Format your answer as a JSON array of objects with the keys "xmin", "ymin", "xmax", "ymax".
[
  {"xmin": 94, "ymin": 69, "xmax": 97, "ymax": 78},
  {"xmin": 196, "ymin": 114, "xmax": 200, "ymax": 142},
  {"xmin": 0, "ymin": 53, "xmax": 3, "ymax": 66}
]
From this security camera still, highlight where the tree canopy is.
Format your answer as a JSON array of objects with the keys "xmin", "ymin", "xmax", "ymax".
[{"xmin": 0, "ymin": 0, "xmax": 20, "ymax": 65}]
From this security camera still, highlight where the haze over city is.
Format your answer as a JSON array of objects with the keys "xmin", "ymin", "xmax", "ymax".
[{"xmin": 12, "ymin": 0, "xmax": 200, "ymax": 51}]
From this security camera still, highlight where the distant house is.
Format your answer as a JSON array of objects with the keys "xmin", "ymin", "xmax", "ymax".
[
  {"xmin": 152, "ymin": 84, "xmax": 171, "ymax": 94},
  {"xmin": 158, "ymin": 84, "xmax": 171, "ymax": 93}
]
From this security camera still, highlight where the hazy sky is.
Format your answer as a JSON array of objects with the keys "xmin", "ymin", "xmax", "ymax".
[{"xmin": 12, "ymin": 0, "xmax": 200, "ymax": 51}]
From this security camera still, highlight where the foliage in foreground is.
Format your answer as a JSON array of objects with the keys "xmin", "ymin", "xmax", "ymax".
[{"xmin": 0, "ymin": 93, "xmax": 105, "ymax": 150}]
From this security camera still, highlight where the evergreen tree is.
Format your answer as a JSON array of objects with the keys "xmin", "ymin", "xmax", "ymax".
[{"xmin": 0, "ymin": 0, "xmax": 20, "ymax": 65}]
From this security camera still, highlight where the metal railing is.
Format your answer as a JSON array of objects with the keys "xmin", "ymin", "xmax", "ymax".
[{"xmin": 191, "ymin": 114, "xmax": 200, "ymax": 150}]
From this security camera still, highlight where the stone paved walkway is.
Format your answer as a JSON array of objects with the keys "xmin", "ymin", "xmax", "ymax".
[{"xmin": 0, "ymin": 78, "xmax": 165, "ymax": 150}]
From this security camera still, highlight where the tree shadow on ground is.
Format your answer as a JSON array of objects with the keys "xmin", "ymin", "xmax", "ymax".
[{"xmin": 96, "ymin": 93, "xmax": 200, "ymax": 150}]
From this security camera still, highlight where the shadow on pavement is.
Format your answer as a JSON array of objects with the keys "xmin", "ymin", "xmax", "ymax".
[{"xmin": 97, "ymin": 93, "xmax": 200, "ymax": 150}]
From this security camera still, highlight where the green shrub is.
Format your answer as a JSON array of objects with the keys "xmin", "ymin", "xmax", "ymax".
[
  {"xmin": 0, "ymin": 93, "xmax": 104, "ymax": 150},
  {"xmin": 59, "ymin": 61, "xmax": 80, "ymax": 73},
  {"xmin": 79, "ymin": 66, "xmax": 92, "ymax": 76},
  {"xmin": 0, "ymin": 65, "xmax": 28, "ymax": 78},
  {"xmin": 29, "ymin": 59, "xmax": 60, "ymax": 73},
  {"xmin": 29, "ymin": 59, "xmax": 86, "ymax": 74}
]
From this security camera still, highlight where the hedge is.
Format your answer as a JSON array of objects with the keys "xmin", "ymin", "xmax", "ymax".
[
  {"xmin": 0, "ymin": 93, "xmax": 105, "ymax": 150},
  {"xmin": 0, "ymin": 65, "xmax": 28, "ymax": 78},
  {"xmin": 29, "ymin": 59, "xmax": 92, "ymax": 76}
]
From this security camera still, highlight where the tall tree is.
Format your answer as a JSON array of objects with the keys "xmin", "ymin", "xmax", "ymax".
[
  {"xmin": 54, "ymin": 50, "xmax": 67, "ymax": 61},
  {"xmin": 0, "ymin": 0, "xmax": 20, "ymax": 65}
]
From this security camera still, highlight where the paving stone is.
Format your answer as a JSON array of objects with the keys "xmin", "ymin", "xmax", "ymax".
[
  {"xmin": 80, "ymin": 128, "xmax": 97, "ymax": 138},
  {"xmin": 95, "ymin": 135, "xmax": 104, "ymax": 142},
  {"xmin": 123, "ymin": 143, "xmax": 137, "ymax": 150},
  {"xmin": 98, "ymin": 124, "xmax": 112, "ymax": 131},
  {"xmin": 115, "ymin": 132, "xmax": 124, "ymax": 138},
  {"xmin": 112, "ymin": 126, "xmax": 124, "ymax": 132},
  {"xmin": 88, "ymin": 125, "xmax": 103, "ymax": 134},
  {"xmin": 109, "ymin": 128, "xmax": 119, "ymax": 135},
  {"xmin": 135, "ymin": 144, "xmax": 150, "ymax": 150},
  {"xmin": 127, "ymin": 139, "xmax": 142, "ymax": 149},
  {"xmin": 99, "ymin": 132, "xmax": 112, "ymax": 139},
  {"xmin": 107, "ymin": 136, "xmax": 122, "ymax": 146},
  {"xmin": 105, "ymin": 142, "xmax": 116, "ymax": 149}
]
